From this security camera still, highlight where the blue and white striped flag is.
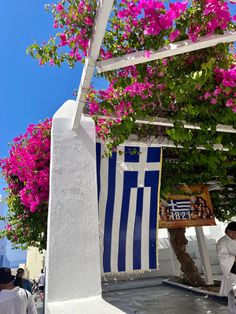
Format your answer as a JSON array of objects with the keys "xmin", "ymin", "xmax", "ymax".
[
  {"xmin": 168, "ymin": 200, "xmax": 191, "ymax": 211},
  {"xmin": 96, "ymin": 143, "xmax": 162, "ymax": 273}
]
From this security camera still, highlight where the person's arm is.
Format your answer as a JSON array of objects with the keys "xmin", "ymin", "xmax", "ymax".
[{"xmin": 27, "ymin": 294, "xmax": 37, "ymax": 314}]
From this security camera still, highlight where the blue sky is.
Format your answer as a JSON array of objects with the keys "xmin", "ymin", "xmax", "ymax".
[
  {"xmin": 0, "ymin": 1, "xmax": 86, "ymax": 264},
  {"xmin": 1, "ymin": 1, "xmax": 236, "ymax": 264},
  {"xmin": 0, "ymin": 0, "xmax": 107, "ymax": 265}
]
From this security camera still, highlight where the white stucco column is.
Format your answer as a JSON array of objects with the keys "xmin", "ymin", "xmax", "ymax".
[
  {"xmin": 167, "ymin": 231, "xmax": 181, "ymax": 277},
  {"xmin": 195, "ymin": 227, "xmax": 214, "ymax": 285},
  {"xmin": 46, "ymin": 100, "xmax": 124, "ymax": 314}
]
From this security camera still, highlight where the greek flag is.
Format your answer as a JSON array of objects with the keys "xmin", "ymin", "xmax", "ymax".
[
  {"xmin": 96, "ymin": 143, "xmax": 162, "ymax": 273},
  {"xmin": 168, "ymin": 200, "xmax": 191, "ymax": 211}
]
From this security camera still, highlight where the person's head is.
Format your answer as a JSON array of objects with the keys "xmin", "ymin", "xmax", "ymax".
[
  {"xmin": 0, "ymin": 267, "xmax": 15, "ymax": 290},
  {"xmin": 16, "ymin": 268, "xmax": 25, "ymax": 279},
  {"xmin": 225, "ymin": 222, "xmax": 236, "ymax": 240}
]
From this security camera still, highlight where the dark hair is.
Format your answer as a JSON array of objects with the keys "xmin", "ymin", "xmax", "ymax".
[
  {"xmin": 225, "ymin": 222, "xmax": 236, "ymax": 233},
  {"xmin": 0, "ymin": 268, "xmax": 15, "ymax": 284},
  {"xmin": 41, "ymin": 269, "xmax": 44, "ymax": 273},
  {"xmin": 17, "ymin": 268, "xmax": 24, "ymax": 273}
]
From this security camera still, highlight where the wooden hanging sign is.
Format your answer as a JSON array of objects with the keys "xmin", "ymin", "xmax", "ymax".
[{"xmin": 159, "ymin": 185, "xmax": 216, "ymax": 228}]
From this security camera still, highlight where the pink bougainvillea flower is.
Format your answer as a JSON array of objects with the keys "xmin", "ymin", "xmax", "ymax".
[
  {"xmin": 59, "ymin": 34, "xmax": 67, "ymax": 46},
  {"xmin": 56, "ymin": 3, "xmax": 64, "ymax": 12},
  {"xmin": 204, "ymin": 92, "xmax": 211, "ymax": 100},
  {"xmin": 210, "ymin": 98, "xmax": 217, "ymax": 105},
  {"xmin": 0, "ymin": 119, "xmax": 51, "ymax": 213},
  {"xmin": 169, "ymin": 30, "xmax": 180, "ymax": 42},
  {"xmin": 144, "ymin": 50, "xmax": 151, "ymax": 58}
]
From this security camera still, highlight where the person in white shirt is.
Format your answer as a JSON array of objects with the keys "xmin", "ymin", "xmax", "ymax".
[
  {"xmin": 217, "ymin": 222, "xmax": 236, "ymax": 314},
  {"xmin": 37, "ymin": 269, "xmax": 45, "ymax": 301},
  {"xmin": 0, "ymin": 267, "xmax": 37, "ymax": 314}
]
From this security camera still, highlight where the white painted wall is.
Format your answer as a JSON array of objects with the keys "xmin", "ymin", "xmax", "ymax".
[{"xmin": 46, "ymin": 100, "xmax": 123, "ymax": 314}]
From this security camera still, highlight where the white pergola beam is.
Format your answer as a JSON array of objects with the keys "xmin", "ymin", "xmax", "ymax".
[
  {"xmin": 72, "ymin": 0, "xmax": 114, "ymax": 129},
  {"xmin": 126, "ymin": 135, "xmax": 229, "ymax": 151},
  {"xmin": 97, "ymin": 31, "xmax": 236, "ymax": 73},
  {"xmin": 84, "ymin": 114, "xmax": 236, "ymax": 134},
  {"xmin": 135, "ymin": 118, "xmax": 236, "ymax": 134}
]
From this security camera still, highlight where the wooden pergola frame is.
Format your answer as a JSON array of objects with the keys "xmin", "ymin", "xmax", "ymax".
[
  {"xmin": 70, "ymin": 0, "xmax": 236, "ymax": 288},
  {"xmin": 72, "ymin": 0, "xmax": 236, "ymax": 139},
  {"xmin": 72, "ymin": 0, "xmax": 115, "ymax": 128},
  {"xmin": 46, "ymin": 2, "xmax": 236, "ymax": 304},
  {"xmin": 85, "ymin": 114, "xmax": 236, "ymax": 134},
  {"xmin": 96, "ymin": 30, "xmax": 236, "ymax": 73}
]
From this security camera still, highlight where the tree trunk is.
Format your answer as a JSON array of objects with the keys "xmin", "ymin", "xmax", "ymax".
[{"xmin": 168, "ymin": 228, "xmax": 205, "ymax": 287}]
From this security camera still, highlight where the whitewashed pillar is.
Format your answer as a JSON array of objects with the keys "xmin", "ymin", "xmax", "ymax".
[
  {"xmin": 168, "ymin": 231, "xmax": 181, "ymax": 277},
  {"xmin": 45, "ymin": 100, "xmax": 123, "ymax": 314},
  {"xmin": 195, "ymin": 227, "xmax": 214, "ymax": 285}
]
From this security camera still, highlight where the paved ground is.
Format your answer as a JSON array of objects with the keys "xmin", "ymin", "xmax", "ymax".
[
  {"xmin": 36, "ymin": 278, "xmax": 228, "ymax": 313},
  {"xmin": 102, "ymin": 278, "xmax": 228, "ymax": 314},
  {"xmin": 35, "ymin": 299, "xmax": 44, "ymax": 313}
]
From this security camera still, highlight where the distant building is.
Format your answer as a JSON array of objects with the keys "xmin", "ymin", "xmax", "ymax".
[
  {"xmin": 26, "ymin": 247, "xmax": 45, "ymax": 280},
  {"xmin": 0, "ymin": 195, "xmax": 10, "ymax": 267},
  {"xmin": 0, "ymin": 238, "xmax": 9, "ymax": 267}
]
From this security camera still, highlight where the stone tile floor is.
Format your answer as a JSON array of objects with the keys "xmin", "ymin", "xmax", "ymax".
[
  {"xmin": 102, "ymin": 278, "xmax": 228, "ymax": 314},
  {"xmin": 36, "ymin": 278, "xmax": 228, "ymax": 313}
]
